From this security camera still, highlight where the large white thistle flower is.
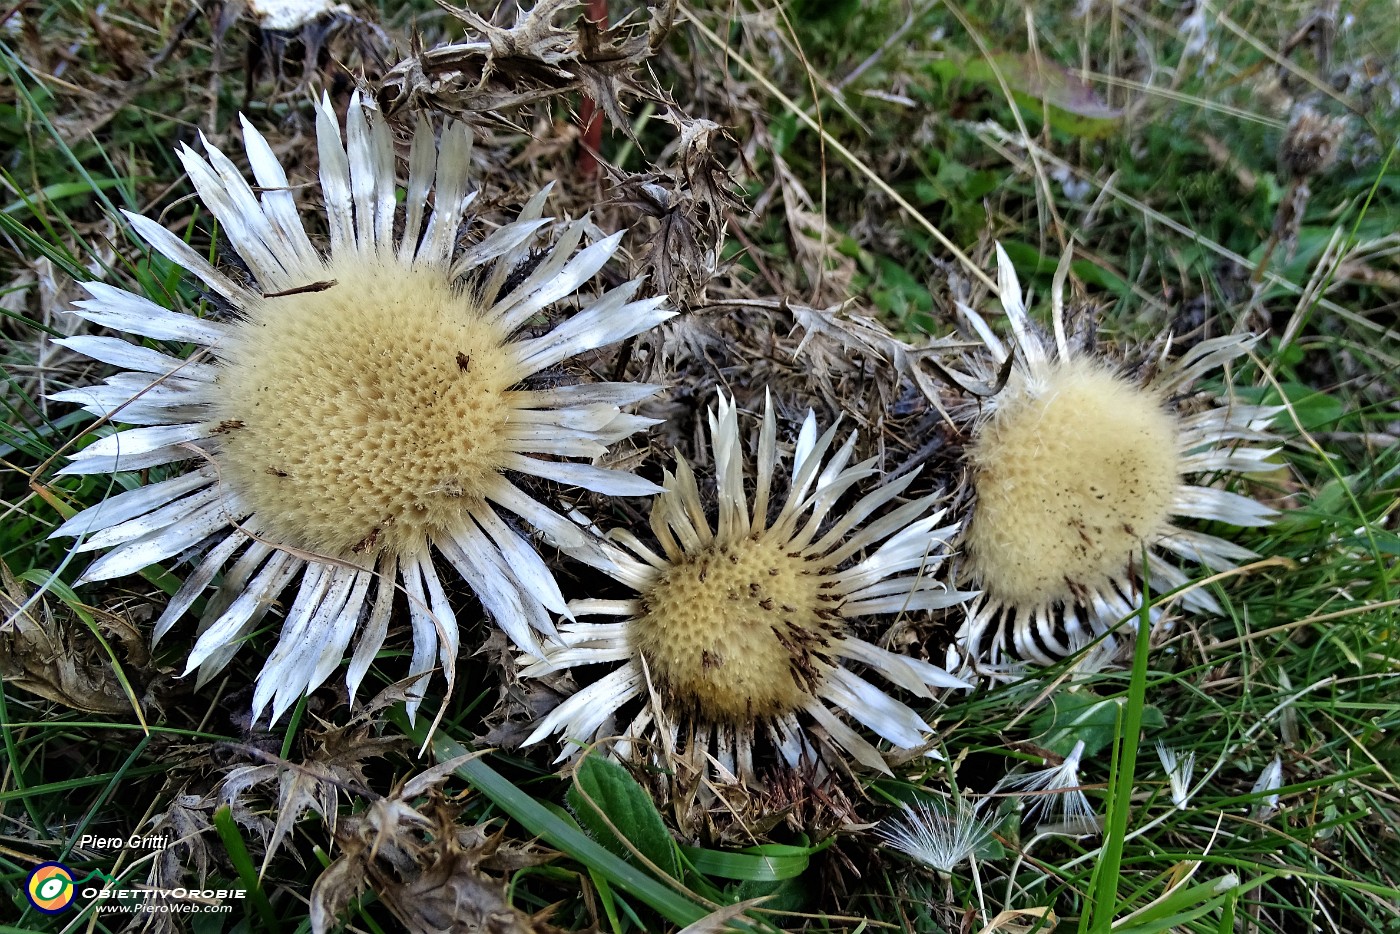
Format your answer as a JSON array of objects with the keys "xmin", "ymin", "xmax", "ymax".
[
  {"xmin": 522, "ymin": 392, "xmax": 973, "ymax": 780},
  {"xmin": 952, "ymin": 246, "xmax": 1279, "ymax": 671},
  {"xmin": 50, "ymin": 93, "xmax": 672, "ymax": 723}
]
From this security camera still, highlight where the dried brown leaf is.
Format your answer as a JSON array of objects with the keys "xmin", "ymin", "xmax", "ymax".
[
  {"xmin": 379, "ymin": 0, "xmax": 673, "ymax": 131},
  {"xmin": 213, "ymin": 687, "xmax": 410, "ymax": 866},
  {"xmin": 0, "ymin": 563, "xmax": 148, "ymax": 715},
  {"xmin": 605, "ymin": 110, "xmax": 743, "ymax": 312},
  {"xmin": 786, "ymin": 299, "xmax": 966, "ymax": 420},
  {"xmin": 311, "ymin": 769, "xmax": 562, "ymax": 934}
]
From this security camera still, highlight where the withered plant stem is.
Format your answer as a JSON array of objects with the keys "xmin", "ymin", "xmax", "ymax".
[{"xmin": 577, "ymin": 0, "xmax": 609, "ymax": 178}]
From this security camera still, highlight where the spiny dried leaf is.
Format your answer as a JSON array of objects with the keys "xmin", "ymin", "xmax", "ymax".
[
  {"xmin": 311, "ymin": 763, "xmax": 561, "ymax": 934},
  {"xmin": 145, "ymin": 789, "xmax": 269, "ymax": 890},
  {"xmin": 378, "ymin": 0, "xmax": 674, "ymax": 131},
  {"xmin": 606, "ymin": 110, "xmax": 743, "ymax": 312},
  {"xmin": 136, "ymin": 765, "xmax": 275, "ymax": 908},
  {"xmin": 214, "ymin": 686, "xmax": 411, "ymax": 866},
  {"xmin": 0, "ymin": 563, "xmax": 147, "ymax": 715},
  {"xmin": 786, "ymin": 298, "xmax": 967, "ymax": 420}
]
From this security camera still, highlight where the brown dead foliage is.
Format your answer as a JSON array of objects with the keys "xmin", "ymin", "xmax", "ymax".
[
  {"xmin": 604, "ymin": 109, "xmax": 743, "ymax": 314},
  {"xmin": 0, "ymin": 561, "xmax": 148, "ymax": 715},
  {"xmin": 216, "ymin": 689, "xmax": 412, "ymax": 869},
  {"xmin": 311, "ymin": 755, "xmax": 562, "ymax": 934},
  {"xmin": 134, "ymin": 685, "xmax": 417, "ymax": 909},
  {"xmin": 379, "ymin": 0, "xmax": 676, "ymax": 132}
]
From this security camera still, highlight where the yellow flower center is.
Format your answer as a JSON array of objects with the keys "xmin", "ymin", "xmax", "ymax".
[
  {"xmin": 965, "ymin": 358, "xmax": 1181, "ymax": 605},
  {"xmin": 210, "ymin": 255, "xmax": 521, "ymax": 558},
  {"xmin": 629, "ymin": 535, "xmax": 840, "ymax": 723}
]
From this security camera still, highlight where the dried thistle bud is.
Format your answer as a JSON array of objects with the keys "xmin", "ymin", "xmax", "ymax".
[{"xmin": 1279, "ymin": 106, "xmax": 1347, "ymax": 179}]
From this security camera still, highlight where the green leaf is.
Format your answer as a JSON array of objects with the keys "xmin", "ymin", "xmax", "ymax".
[
  {"xmin": 927, "ymin": 51, "xmax": 1122, "ymax": 138},
  {"xmin": 402, "ymin": 722, "xmax": 710, "ymax": 927},
  {"xmin": 1071, "ymin": 259, "xmax": 1132, "ymax": 298},
  {"xmin": 213, "ymin": 805, "xmax": 280, "ymax": 932},
  {"xmin": 567, "ymin": 753, "xmax": 683, "ymax": 880},
  {"xmin": 1233, "ymin": 383, "xmax": 1346, "ymax": 433},
  {"xmin": 2, "ymin": 176, "xmax": 137, "ymax": 217},
  {"xmin": 997, "ymin": 240, "xmax": 1057, "ymax": 280},
  {"xmin": 681, "ymin": 844, "xmax": 811, "ymax": 882},
  {"xmin": 1030, "ymin": 690, "xmax": 1165, "ymax": 758},
  {"xmin": 1081, "ymin": 555, "xmax": 1156, "ymax": 934},
  {"xmin": 1111, "ymin": 875, "xmax": 1248, "ymax": 933},
  {"xmin": 731, "ymin": 874, "xmax": 809, "ymax": 914}
]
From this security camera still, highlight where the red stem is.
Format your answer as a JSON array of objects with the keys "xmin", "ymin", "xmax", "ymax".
[{"xmin": 578, "ymin": 0, "xmax": 608, "ymax": 177}]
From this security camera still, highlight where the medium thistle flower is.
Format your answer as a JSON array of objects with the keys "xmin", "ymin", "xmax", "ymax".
[
  {"xmin": 1156, "ymin": 742, "xmax": 1197, "ymax": 810},
  {"xmin": 50, "ymin": 94, "xmax": 672, "ymax": 723},
  {"xmin": 876, "ymin": 794, "xmax": 996, "ymax": 874},
  {"xmin": 997, "ymin": 739, "xmax": 1097, "ymax": 832},
  {"xmin": 522, "ymin": 392, "xmax": 973, "ymax": 779},
  {"xmin": 952, "ymin": 246, "xmax": 1280, "ymax": 670}
]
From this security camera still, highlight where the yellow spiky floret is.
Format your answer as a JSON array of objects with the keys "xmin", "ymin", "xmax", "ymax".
[
  {"xmin": 964, "ymin": 358, "xmax": 1181, "ymax": 606},
  {"xmin": 214, "ymin": 256, "xmax": 522, "ymax": 558},
  {"xmin": 629, "ymin": 535, "xmax": 839, "ymax": 722}
]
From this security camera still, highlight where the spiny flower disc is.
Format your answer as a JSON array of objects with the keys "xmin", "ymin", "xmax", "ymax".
[
  {"xmin": 630, "ymin": 536, "xmax": 839, "ymax": 722},
  {"xmin": 215, "ymin": 256, "xmax": 518, "ymax": 557},
  {"xmin": 965, "ymin": 358, "xmax": 1180, "ymax": 606}
]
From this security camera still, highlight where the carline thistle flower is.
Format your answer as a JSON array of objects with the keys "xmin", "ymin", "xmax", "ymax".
[
  {"xmin": 50, "ymin": 93, "xmax": 673, "ymax": 723},
  {"xmin": 951, "ymin": 246, "xmax": 1281, "ymax": 672},
  {"xmin": 522, "ymin": 392, "xmax": 974, "ymax": 781}
]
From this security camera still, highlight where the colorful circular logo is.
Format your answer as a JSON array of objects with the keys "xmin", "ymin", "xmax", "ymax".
[{"xmin": 26, "ymin": 862, "xmax": 76, "ymax": 914}]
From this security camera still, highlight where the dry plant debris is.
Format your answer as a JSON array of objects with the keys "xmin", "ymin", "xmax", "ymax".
[
  {"xmin": 0, "ymin": 561, "xmax": 147, "ymax": 715},
  {"xmin": 379, "ymin": 0, "xmax": 676, "ymax": 132},
  {"xmin": 311, "ymin": 757, "xmax": 562, "ymax": 934}
]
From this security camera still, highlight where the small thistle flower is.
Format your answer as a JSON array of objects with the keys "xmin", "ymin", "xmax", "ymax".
[
  {"xmin": 877, "ymin": 795, "xmax": 996, "ymax": 874},
  {"xmin": 952, "ymin": 246, "xmax": 1280, "ymax": 670},
  {"xmin": 1251, "ymin": 756, "xmax": 1284, "ymax": 821},
  {"xmin": 998, "ymin": 740, "xmax": 1097, "ymax": 832},
  {"xmin": 523, "ymin": 391, "xmax": 973, "ymax": 780},
  {"xmin": 1156, "ymin": 742, "xmax": 1197, "ymax": 810},
  {"xmin": 50, "ymin": 94, "xmax": 672, "ymax": 723}
]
